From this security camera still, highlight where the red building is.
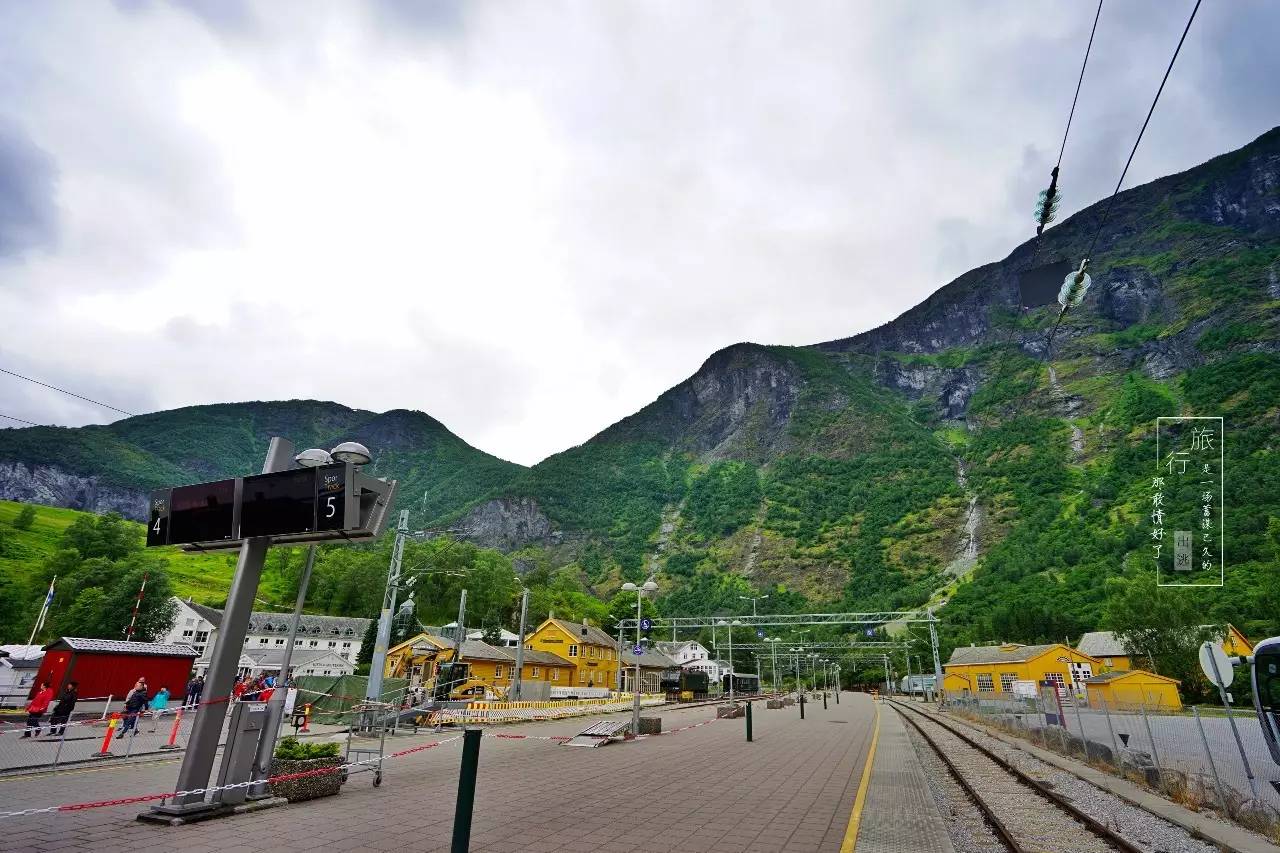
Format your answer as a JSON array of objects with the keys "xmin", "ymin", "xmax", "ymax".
[{"xmin": 34, "ymin": 638, "xmax": 198, "ymax": 701}]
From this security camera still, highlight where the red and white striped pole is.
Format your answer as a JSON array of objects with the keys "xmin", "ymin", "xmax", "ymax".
[{"xmin": 124, "ymin": 571, "xmax": 148, "ymax": 640}]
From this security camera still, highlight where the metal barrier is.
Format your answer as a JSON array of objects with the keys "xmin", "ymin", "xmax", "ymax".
[{"xmin": 940, "ymin": 690, "xmax": 1280, "ymax": 827}]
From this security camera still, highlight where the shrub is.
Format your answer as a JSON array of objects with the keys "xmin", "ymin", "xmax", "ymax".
[{"xmin": 274, "ymin": 736, "xmax": 340, "ymax": 761}]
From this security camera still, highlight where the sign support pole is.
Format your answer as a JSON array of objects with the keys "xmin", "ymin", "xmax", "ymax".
[
  {"xmin": 367, "ymin": 510, "xmax": 410, "ymax": 706},
  {"xmin": 512, "ymin": 589, "xmax": 529, "ymax": 701},
  {"xmin": 154, "ymin": 436, "xmax": 294, "ymax": 816}
]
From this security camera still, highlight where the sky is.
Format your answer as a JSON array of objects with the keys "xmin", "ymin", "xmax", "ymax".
[{"xmin": 1, "ymin": 1, "xmax": 1277, "ymax": 466}]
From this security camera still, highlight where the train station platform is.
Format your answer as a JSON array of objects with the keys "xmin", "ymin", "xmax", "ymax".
[{"xmin": 852, "ymin": 699, "xmax": 955, "ymax": 853}]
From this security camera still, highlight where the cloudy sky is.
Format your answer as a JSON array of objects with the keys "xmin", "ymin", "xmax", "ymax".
[{"xmin": 1, "ymin": 1, "xmax": 1277, "ymax": 465}]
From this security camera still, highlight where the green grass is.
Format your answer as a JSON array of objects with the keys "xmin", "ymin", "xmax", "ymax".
[{"xmin": 0, "ymin": 500, "xmax": 293, "ymax": 607}]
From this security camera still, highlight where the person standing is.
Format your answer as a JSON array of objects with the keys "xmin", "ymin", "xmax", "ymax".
[
  {"xmin": 48, "ymin": 681, "xmax": 78, "ymax": 736},
  {"xmin": 147, "ymin": 686, "xmax": 170, "ymax": 732},
  {"xmin": 191, "ymin": 674, "xmax": 205, "ymax": 708},
  {"xmin": 184, "ymin": 675, "xmax": 199, "ymax": 708},
  {"xmin": 20, "ymin": 681, "xmax": 53, "ymax": 738},
  {"xmin": 117, "ymin": 680, "xmax": 149, "ymax": 738}
]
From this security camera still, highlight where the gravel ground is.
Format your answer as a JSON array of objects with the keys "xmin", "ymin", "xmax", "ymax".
[
  {"xmin": 930, "ymin": 710, "xmax": 1222, "ymax": 853},
  {"xmin": 903, "ymin": 715, "xmax": 1008, "ymax": 853}
]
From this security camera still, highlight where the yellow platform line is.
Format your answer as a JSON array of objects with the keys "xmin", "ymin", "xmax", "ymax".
[{"xmin": 840, "ymin": 699, "xmax": 881, "ymax": 853}]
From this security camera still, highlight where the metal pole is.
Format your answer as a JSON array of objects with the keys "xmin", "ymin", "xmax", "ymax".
[
  {"xmin": 1137, "ymin": 696, "xmax": 1163, "ymax": 789},
  {"xmin": 904, "ymin": 647, "xmax": 913, "ymax": 699},
  {"xmin": 1204, "ymin": 646, "xmax": 1259, "ymax": 798},
  {"xmin": 512, "ymin": 588, "xmax": 529, "ymax": 701},
  {"xmin": 728, "ymin": 627, "xmax": 735, "ymax": 703},
  {"xmin": 1193, "ymin": 706, "xmax": 1231, "ymax": 816},
  {"xmin": 451, "ymin": 728, "xmax": 482, "ymax": 853},
  {"xmin": 927, "ymin": 608, "xmax": 944, "ymax": 705},
  {"xmin": 632, "ymin": 588, "xmax": 642, "ymax": 734},
  {"xmin": 367, "ymin": 510, "xmax": 410, "ymax": 703},
  {"xmin": 1101, "ymin": 696, "xmax": 1120, "ymax": 763},
  {"xmin": 251, "ymin": 541, "xmax": 317, "ymax": 794},
  {"xmin": 158, "ymin": 436, "xmax": 294, "ymax": 814},
  {"xmin": 745, "ymin": 699, "xmax": 753, "ymax": 742}
]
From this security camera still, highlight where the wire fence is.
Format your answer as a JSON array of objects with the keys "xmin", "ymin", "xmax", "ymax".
[{"xmin": 942, "ymin": 689, "xmax": 1280, "ymax": 836}]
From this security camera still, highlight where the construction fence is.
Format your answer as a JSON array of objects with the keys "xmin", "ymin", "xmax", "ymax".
[{"xmin": 940, "ymin": 690, "xmax": 1280, "ymax": 830}]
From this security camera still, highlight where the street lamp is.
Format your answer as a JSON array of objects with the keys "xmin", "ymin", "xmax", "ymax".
[
  {"xmin": 792, "ymin": 647, "xmax": 804, "ymax": 698},
  {"xmin": 716, "ymin": 619, "xmax": 744, "ymax": 702},
  {"xmin": 621, "ymin": 578, "xmax": 658, "ymax": 733},
  {"xmin": 765, "ymin": 637, "xmax": 782, "ymax": 694},
  {"xmin": 738, "ymin": 594, "xmax": 769, "ymax": 616}
]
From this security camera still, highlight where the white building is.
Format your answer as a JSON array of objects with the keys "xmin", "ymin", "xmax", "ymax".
[
  {"xmin": 655, "ymin": 641, "xmax": 727, "ymax": 682},
  {"xmin": 162, "ymin": 597, "xmax": 371, "ymax": 675},
  {"xmin": 426, "ymin": 623, "xmax": 521, "ymax": 648},
  {"xmin": 237, "ymin": 648, "xmax": 354, "ymax": 679},
  {"xmin": 0, "ymin": 646, "xmax": 44, "ymax": 708}
]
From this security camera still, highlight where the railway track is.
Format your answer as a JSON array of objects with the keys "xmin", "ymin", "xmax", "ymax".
[{"xmin": 892, "ymin": 701, "xmax": 1145, "ymax": 853}]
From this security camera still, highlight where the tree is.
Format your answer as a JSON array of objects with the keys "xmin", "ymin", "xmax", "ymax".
[
  {"xmin": 13, "ymin": 504, "xmax": 36, "ymax": 531},
  {"xmin": 59, "ymin": 587, "xmax": 111, "ymax": 639},
  {"xmin": 1103, "ymin": 565, "xmax": 1220, "ymax": 701},
  {"xmin": 61, "ymin": 512, "xmax": 138, "ymax": 560},
  {"xmin": 356, "ymin": 618, "xmax": 378, "ymax": 667}
]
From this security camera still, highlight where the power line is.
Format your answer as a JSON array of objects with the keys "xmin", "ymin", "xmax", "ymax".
[
  {"xmin": 1056, "ymin": 0, "xmax": 1104, "ymax": 171},
  {"xmin": 1083, "ymin": 0, "xmax": 1202, "ymax": 262},
  {"xmin": 0, "ymin": 366, "xmax": 136, "ymax": 417},
  {"xmin": 0, "ymin": 413, "xmax": 40, "ymax": 427}
]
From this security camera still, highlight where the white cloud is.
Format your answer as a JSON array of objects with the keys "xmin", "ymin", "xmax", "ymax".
[{"xmin": 1, "ymin": 0, "xmax": 1277, "ymax": 462}]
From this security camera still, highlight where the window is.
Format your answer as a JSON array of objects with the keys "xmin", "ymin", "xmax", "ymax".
[
  {"xmin": 551, "ymin": 669, "xmax": 559, "ymax": 681},
  {"xmin": 578, "ymin": 670, "xmax": 586, "ymax": 684},
  {"xmin": 182, "ymin": 630, "xmax": 194, "ymax": 638},
  {"xmin": 531, "ymin": 667, "xmax": 540, "ymax": 678},
  {"xmin": 259, "ymin": 638, "xmax": 269, "ymax": 645},
  {"xmin": 1044, "ymin": 672, "xmax": 1066, "ymax": 689},
  {"xmin": 276, "ymin": 639, "xmax": 285, "ymax": 646},
  {"xmin": 589, "ymin": 647, "xmax": 595, "ymax": 658},
  {"xmin": 295, "ymin": 639, "xmax": 303, "ymax": 646},
  {"xmin": 568, "ymin": 645, "xmax": 578, "ymax": 658},
  {"xmin": 999, "ymin": 673, "xmax": 1017, "ymax": 693},
  {"xmin": 976, "ymin": 673, "xmax": 995, "ymax": 692},
  {"xmin": 494, "ymin": 665, "xmax": 504, "ymax": 679},
  {"xmin": 328, "ymin": 641, "xmax": 337, "ymax": 648},
  {"xmin": 322, "ymin": 669, "xmax": 331, "ymax": 676},
  {"xmin": 342, "ymin": 642, "xmax": 351, "ymax": 648},
  {"xmin": 195, "ymin": 631, "xmax": 209, "ymax": 643},
  {"xmin": 309, "ymin": 640, "xmax": 318, "ymax": 647}
]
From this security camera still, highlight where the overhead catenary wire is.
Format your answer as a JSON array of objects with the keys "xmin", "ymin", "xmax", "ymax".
[
  {"xmin": 1045, "ymin": 0, "xmax": 1202, "ymax": 358},
  {"xmin": 0, "ymin": 413, "xmax": 39, "ymax": 427},
  {"xmin": 0, "ymin": 366, "xmax": 136, "ymax": 418}
]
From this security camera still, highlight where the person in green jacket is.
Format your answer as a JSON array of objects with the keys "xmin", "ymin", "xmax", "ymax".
[{"xmin": 147, "ymin": 686, "xmax": 170, "ymax": 732}]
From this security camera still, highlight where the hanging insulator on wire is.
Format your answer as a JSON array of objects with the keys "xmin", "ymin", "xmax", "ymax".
[
  {"xmin": 1035, "ymin": 167, "xmax": 1061, "ymax": 235},
  {"xmin": 1058, "ymin": 258, "xmax": 1091, "ymax": 308}
]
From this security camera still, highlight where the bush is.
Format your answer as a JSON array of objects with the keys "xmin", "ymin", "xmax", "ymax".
[
  {"xmin": 274, "ymin": 736, "xmax": 339, "ymax": 760},
  {"xmin": 13, "ymin": 504, "xmax": 36, "ymax": 531}
]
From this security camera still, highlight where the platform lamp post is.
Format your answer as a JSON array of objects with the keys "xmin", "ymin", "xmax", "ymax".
[
  {"xmin": 765, "ymin": 637, "xmax": 782, "ymax": 694},
  {"xmin": 793, "ymin": 647, "xmax": 804, "ymax": 697},
  {"xmin": 621, "ymin": 577, "xmax": 657, "ymax": 735},
  {"xmin": 716, "ymin": 619, "xmax": 743, "ymax": 702}
]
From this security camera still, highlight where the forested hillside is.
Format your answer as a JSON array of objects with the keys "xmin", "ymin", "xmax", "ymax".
[{"xmin": 2, "ymin": 127, "xmax": 1277, "ymax": 661}]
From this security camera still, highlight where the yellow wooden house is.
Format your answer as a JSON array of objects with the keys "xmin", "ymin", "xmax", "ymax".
[
  {"xmin": 1077, "ymin": 625, "xmax": 1254, "ymax": 673},
  {"xmin": 524, "ymin": 618, "xmax": 620, "ymax": 690},
  {"xmin": 1084, "ymin": 670, "xmax": 1182, "ymax": 711},
  {"xmin": 944, "ymin": 643, "xmax": 1100, "ymax": 696},
  {"xmin": 384, "ymin": 632, "xmax": 454, "ymax": 683}
]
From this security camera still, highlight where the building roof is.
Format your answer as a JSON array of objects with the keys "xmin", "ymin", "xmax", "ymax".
[
  {"xmin": 45, "ymin": 638, "xmax": 199, "ymax": 657},
  {"xmin": 1076, "ymin": 631, "xmax": 1129, "ymax": 658},
  {"xmin": 240, "ymin": 648, "xmax": 350, "ymax": 669},
  {"xmin": 542, "ymin": 618, "xmax": 617, "ymax": 649},
  {"xmin": 1, "ymin": 656, "xmax": 43, "ymax": 670},
  {"xmin": 1084, "ymin": 669, "xmax": 1180, "ymax": 685},
  {"xmin": 655, "ymin": 640, "xmax": 703, "ymax": 656},
  {"xmin": 519, "ymin": 649, "xmax": 572, "ymax": 668},
  {"xmin": 178, "ymin": 597, "xmax": 370, "ymax": 638},
  {"xmin": 946, "ymin": 643, "xmax": 1094, "ymax": 666},
  {"xmin": 457, "ymin": 640, "xmax": 515, "ymax": 662},
  {"xmin": 622, "ymin": 648, "xmax": 678, "ymax": 670},
  {"xmin": 0, "ymin": 645, "xmax": 44, "ymax": 660},
  {"xmin": 387, "ymin": 632, "xmax": 453, "ymax": 658}
]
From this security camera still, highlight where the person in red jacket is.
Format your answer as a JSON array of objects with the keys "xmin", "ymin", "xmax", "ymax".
[{"xmin": 21, "ymin": 681, "xmax": 54, "ymax": 738}]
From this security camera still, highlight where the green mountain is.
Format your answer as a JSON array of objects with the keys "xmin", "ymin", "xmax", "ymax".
[
  {"xmin": 2, "ymin": 127, "xmax": 1278, "ymax": 651},
  {"xmin": 0, "ymin": 400, "xmax": 524, "ymax": 524}
]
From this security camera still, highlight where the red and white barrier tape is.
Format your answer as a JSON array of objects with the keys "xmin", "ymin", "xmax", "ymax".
[{"xmin": 0, "ymin": 736, "xmax": 461, "ymax": 820}]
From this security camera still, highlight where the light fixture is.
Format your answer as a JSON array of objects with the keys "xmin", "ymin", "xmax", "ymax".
[
  {"xmin": 621, "ymin": 582, "xmax": 638, "ymax": 592},
  {"xmin": 642, "ymin": 580, "xmax": 658, "ymax": 592},
  {"xmin": 330, "ymin": 441, "xmax": 373, "ymax": 466},
  {"xmin": 294, "ymin": 448, "xmax": 333, "ymax": 467}
]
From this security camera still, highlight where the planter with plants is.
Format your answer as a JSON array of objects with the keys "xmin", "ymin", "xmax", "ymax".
[{"xmin": 269, "ymin": 736, "xmax": 345, "ymax": 803}]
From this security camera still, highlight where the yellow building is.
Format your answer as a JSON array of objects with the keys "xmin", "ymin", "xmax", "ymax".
[
  {"xmin": 439, "ymin": 640, "xmax": 575, "ymax": 696},
  {"xmin": 1084, "ymin": 670, "xmax": 1182, "ymax": 711},
  {"xmin": 1077, "ymin": 625, "xmax": 1254, "ymax": 673},
  {"xmin": 384, "ymin": 632, "xmax": 453, "ymax": 683},
  {"xmin": 944, "ymin": 643, "xmax": 1100, "ymax": 696},
  {"xmin": 525, "ymin": 618, "xmax": 620, "ymax": 690}
]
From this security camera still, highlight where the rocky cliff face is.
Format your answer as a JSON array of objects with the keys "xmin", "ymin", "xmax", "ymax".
[
  {"xmin": 455, "ymin": 497, "xmax": 556, "ymax": 550},
  {"xmin": 0, "ymin": 461, "xmax": 147, "ymax": 519}
]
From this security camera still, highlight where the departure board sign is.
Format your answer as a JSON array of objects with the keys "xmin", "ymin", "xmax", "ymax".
[
  {"xmin": 167, "ymin": 478, "xmax": 237, "ymax": 545},
  {"xmin": 146, "ymin": 490, "xmax": 171, "ymax": 547},
  {"xmin": 147, "ymin": 462, "xmax": 392, "ymax": 550},
  {"xmin": 240, "ymin": 468, "xmax": 318, "ymax": 538}
]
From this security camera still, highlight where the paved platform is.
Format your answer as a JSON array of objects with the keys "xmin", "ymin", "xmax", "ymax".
[
  {"xmin": 0, "ymin": 695, "xmax": 882, "ymax": 852},
  {"xmin": 854, "ymin": 700, "xmax": 955, "ymax": 853}
]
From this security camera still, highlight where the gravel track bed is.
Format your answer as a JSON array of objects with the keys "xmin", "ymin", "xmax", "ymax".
[
  {"xmin": 904, "ymin": 718, "xmax": 1008, "ymax": 853},
  {"xmin": 905, "ymin": 708, "xmax": 1121, "ymax": 853},
  {"xmin": 930, "ymin": 708, "xmax": 1221, "ymax": 853}
]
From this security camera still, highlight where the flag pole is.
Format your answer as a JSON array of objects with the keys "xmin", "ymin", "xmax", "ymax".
[
  {"xmin": 27, "ymin": 575, "xmax": 56, "ymax": 646},
  {"xmin": 124, "ymin": 571, "xmax": 149, "ymax": 639}
]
